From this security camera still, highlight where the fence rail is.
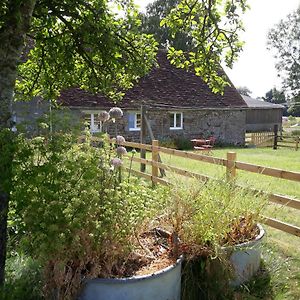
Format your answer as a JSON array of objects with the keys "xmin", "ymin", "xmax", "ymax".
[
  {"xmin": 122, "ymin": 139, "xmax": 300, "ymax": 238},
  {"xmin": 246, "ymin": 132, "xmax": 299, "ymax": 150}
]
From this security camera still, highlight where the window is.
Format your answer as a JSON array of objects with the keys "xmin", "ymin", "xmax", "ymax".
[
  {"xmin": 170, "ymin": 112, "xmax": 183, "ymax": 130},
  {"xmin": 85, "ymin": 113, "xmax": 102, "ymax": 133},
  {"xmin": 128, "ymin": 112, "xmax": 141, "ymax": 131}
]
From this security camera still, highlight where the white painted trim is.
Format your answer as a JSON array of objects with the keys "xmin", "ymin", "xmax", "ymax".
[
  {"xmin": 169, "ymin": 112, "xmax": 183, "ymax": 130},
  {"xmin": 128, "ymin": 112, "xmax": 141, "ymax": 131}
]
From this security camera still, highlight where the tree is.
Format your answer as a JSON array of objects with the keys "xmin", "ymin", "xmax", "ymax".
[
  {"xmin": 263, "ymin": 88, "xmax": 286, "ymax": 104},
  {"xmin": 141, "ymin": 0, "xmax": 193, "ymax": 51},
  {"xmin": 237, "ymin": 86, "xmax": 252, "ymax": 96},
  {"xmin": 288, "ymin": 95, "xmax": 300, "ymax": 116},
  {"xmin": 268, "ymin": 7, "xmax": 300, "ymax": 96},
  {"xmin": 0, "ymin": 0, "xmax": 248, "ymax": 284}
]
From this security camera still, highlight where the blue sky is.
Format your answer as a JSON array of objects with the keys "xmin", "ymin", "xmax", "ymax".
[{"xmin": 135, "ymin": 0, "xmax": 299, "ymax": 98}]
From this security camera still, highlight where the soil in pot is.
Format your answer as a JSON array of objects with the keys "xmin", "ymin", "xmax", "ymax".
[{"xmin": 79, "ymin": 228, "xmax": 183, "ymax": 300}]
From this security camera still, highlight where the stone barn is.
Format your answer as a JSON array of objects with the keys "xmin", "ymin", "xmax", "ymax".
[{"xmin": 59, "ymin": 52, "xmax": 247, "ymax": 146}]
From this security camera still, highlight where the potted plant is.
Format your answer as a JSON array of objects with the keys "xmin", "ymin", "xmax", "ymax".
[
  {"xmin": 10, "ymin": 111, "xmax": 182, "ymax": 300},
  {"xmin": 162, "ymin": 177, "xmax": 267, "ymax": 298}
]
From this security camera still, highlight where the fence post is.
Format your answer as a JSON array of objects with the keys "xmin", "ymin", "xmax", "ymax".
[
  {"xmin": 152, "ymin": 140, "xmax": 159, "ymax": 185},
  {"xmin": 226, "ymin": 152, "xmax": 237, "ymax": 181},
  {"xmin": 273, "ymin": 125, "xmax": 278, "ymax": 150},
  {"xmin": 140, "ymin": 105, "xmax": 147, "ymax": 172},
  {"xmin": 296, "ymin": 136, "xmax": 299, "ymax": 151}
]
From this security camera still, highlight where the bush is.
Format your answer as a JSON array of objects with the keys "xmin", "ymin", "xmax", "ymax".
[
  {"xmin": 10, "ymin": 133, "xmax": 167, "ymax": 299},
  {"xmin": 159, "ymin": 138, "xmax": 177, "ymax": 149},
  {"xmin": 163, "ymin": 177, "xmax": 268, "ymax": 256},
  {"xmin": 174, "ymin": 137, "xmax": 193, "ymax": 150},
  {"xmin": 0, "ymin": 254, "xmax": 42, "ymax": 300},
  {"xmin": 291, "ymin": 129, "xmax": 300, "ymax": 136}
]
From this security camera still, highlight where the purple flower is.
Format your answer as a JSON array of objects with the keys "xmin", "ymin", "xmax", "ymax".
[
  {"xmin": 116, "ymin": 146, "xmax": 127, "ymax": 156},
  {"xmin": 110, "ymin": 157, "xmax": 123, "ymax": 168},
  {"xmin": 116, "ymin": 135, "xmax": 125, "ymax": 144},
  {"xmin": 98, "ymin": 111, "xmax": 110, "ymax": 122},
  {"xmin": 109, "ymin": 107, "xmax": 123, "ymax": 119}
]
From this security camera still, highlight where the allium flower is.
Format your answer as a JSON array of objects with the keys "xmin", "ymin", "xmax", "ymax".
[
  {"xmin": 116, "ymin": 146, "xmax": 127, "ymax": 156},
  {"xmin": 116, "ymin": 135, "xmax": 125, "ymax": 144},
  {"xmin": 109, "ymin": 107, "xmax": 123, "ymax": 119},
  {"xmin": 110, "ymin": 157, "xmax": 123, "ymax": 168},
  {"xmin": 98, "ymin": 111, "xmax": 110, "ymax": 122}
]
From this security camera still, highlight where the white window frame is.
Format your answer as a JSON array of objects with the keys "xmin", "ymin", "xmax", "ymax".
[
  {"xmin": 129, "ymin": 112, "xmax": 141, "ymax": 131},
  {"xmin": 170, "ymin": 112, "xmax": 183, "ymax": 130},
  {"xmin": 83, "ymin": 111, "xmax": 102, "ymax": 133}
]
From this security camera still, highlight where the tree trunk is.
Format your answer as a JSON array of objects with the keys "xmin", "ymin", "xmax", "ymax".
[{"xmin": 0, "ymin": 0, "xmax": 36, "ymax": 285}]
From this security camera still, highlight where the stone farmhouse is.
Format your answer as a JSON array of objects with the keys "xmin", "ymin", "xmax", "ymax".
[{"xmin": 58, "ymin": 52, "xmax": 248, "ymax": 145}]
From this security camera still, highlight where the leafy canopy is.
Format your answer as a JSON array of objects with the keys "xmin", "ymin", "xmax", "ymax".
[
  {"xmin": 141, "ymin": 0, "xmax": 193, "ymax": 51},
  {"xmin": 268, "ymin": 7, "xmax": 300, "ymax": 97},
  {"xmin": 1, "ymin": 0, "xmax": 248, "ymax": 102},
  {"xmin": 12, "ymin": 0, "xmax": 157, "ymax": 101},
  {"xmin": 162, "ymin": 0, "xmax": 248, "ymax": 93}
]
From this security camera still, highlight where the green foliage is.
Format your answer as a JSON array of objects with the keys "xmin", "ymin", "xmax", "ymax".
[
  {"xmin": 0, "ymin": 254, "xmax": 43, "ymax": 300},
  {"xmin": 141, "ymin": 0, "xmax": 193, "ymax": 51},
  {"xmin": 14, "ymin": 0, "xmax": 158, "ymax": 101},
  {"xmin": 162, "ymin": 0, "xmax": 248, "ymax": 93},
  {"xmin": 159, "ymin": 136, "xmax": 193, "ymax": 150},
  {"xmin": 291, "ymin": 129, "xmax": 300, "ymax": 136},
  {"xmin": 10, "ymin": 133, "xmax": 167, "ymax": 298},
  {"xmin": 288, "ymin": 94, "xmax": 300, "ymax": 116},
  {"xmin": 268, "ymin": 7, "xmax": 300, "ymax": 97},
  {"xmin": 164, "ymin": 178, "xmax": 267, "ymax": 255},
  {"xmin": 263, "ymin": 88, "xmax": 286, "ymax": 104}
]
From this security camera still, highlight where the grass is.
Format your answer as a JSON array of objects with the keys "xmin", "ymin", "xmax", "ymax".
[{"xmin": 126, "ymin": 146, "xmax": 300, "ymax": 299}]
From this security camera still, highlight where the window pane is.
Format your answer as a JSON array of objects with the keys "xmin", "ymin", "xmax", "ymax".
[
  {"xmin": 128, "ymin": 113, "xmax": 135, "ymax": 129},
  {"xmin": 169, "ymin": 113, "xmax": 174, "ymax": 127},
  {"xmin": 175, "ymin": 113, "xmax": 181, "ymax": 128},
  {"xmin": 136, "ymin": 113, "xmax": 141, "ymax": 128}
]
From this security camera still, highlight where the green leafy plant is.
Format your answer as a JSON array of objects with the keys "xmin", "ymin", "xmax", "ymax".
[
  {"xmin": 0, "ymin": 254, "xmax": 42, "ymax": 300},
  {"xmin": 9, "ymin": 132, "xmax": 167, "ymax": 299},
  {"xmin": 162, "ymin": 177, "xmax": 268, "ymax": 298}
]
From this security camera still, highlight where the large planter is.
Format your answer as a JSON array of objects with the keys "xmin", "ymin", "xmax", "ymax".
[
  {"xmin": 225, "ymin": 223, "xmax": 265, "ymax": 286},
  {"xmin": 79, "ymin": 256, "xmax": 183, "ymax": 300}
]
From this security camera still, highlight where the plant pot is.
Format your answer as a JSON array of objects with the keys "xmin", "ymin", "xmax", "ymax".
[
  {"xmin": 79, "ymin": 228, "xmax": 183, "ymax": 300},
  {"xmin": 225, "ymin": 223, "xmax": 265, "ymax": 286},
  {"xmin": 79, "ymin": 256, "xmax": 183, "ymax": 300}
]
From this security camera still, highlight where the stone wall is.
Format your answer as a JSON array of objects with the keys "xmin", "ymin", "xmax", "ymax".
[
  {"xmin": 102, "ymin": 108, "xmax": 246, "ymax": 146},
  {"xmin": 15, "ymin": 102, "xmax": 246, "ymax": 146}
]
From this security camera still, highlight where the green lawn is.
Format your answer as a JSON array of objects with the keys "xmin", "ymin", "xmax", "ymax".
[{"xmin": 127, "ymin": 146, "xmax": 300, "ymax": 299}]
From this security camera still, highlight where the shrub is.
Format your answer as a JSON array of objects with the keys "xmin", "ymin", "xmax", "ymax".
[
  {"xmin": 10, "ymin": 133, "xmax": 167, "ymax": 299},
  {"xmin": 159, "ymin": 138, "xmax": 177, "ymax": 149},
  {"xmin": 165, "ymin": 178, "xmax": 267, "ymax": 252},
  {"xmin": 174, "ymin": 137, "xmax": 194, "ymax": 150},
  {"xmin": 291, "ymin": 129, "xmax": 300, "ymax": 136},
  {"xmin": 0, "ymin": 254, "xmax": 42, "ymax": 300},
  {"xmin": 162, "ymin": 177, "xmax": 268, "ymax": 299}
]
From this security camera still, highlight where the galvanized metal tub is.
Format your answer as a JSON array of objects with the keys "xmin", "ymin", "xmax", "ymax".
[
  {"xmin": 225, "ymin": 223, "xmax": 265, "ymax": 286},
  {"xmin": 79, "ymin": 256, "xmax": 183, "ymax": 300}
]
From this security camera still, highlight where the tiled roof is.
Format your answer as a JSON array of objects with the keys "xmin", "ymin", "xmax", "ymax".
[
  {"xmin": 242, "ymin": 95, "xmax": 284, "ymax": 109},
  {"xmin": 59, "ymin": 51, "xmax": 247, "ymax": 109}
]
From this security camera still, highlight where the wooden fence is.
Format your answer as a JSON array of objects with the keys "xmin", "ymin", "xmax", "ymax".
[
  {"xmin": 246, "ymin": 132, "xmax": 299, "ymax": 150},
  {"xmin": 115, "ymin": 139, "xmax": 300, "ymax": 238}
]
